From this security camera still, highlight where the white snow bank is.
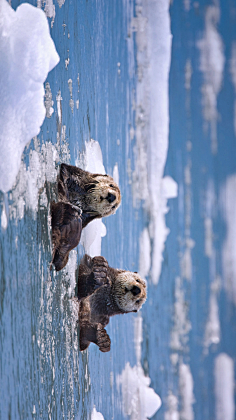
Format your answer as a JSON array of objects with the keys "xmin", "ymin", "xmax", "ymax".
[
  {"xmin": 0, "ymin": 0, "xmax": 59, "ymax": 193},
  {"xmin": 131, "ymin": 0, "xmax": 178, "ymax": 285},
  {"xmin": 214, "ymin": 353, "xmax": 235, "ymax": 420},
  {"xmin": 77, "ymin": 139, "xmax": 108, "ymax": 257}
]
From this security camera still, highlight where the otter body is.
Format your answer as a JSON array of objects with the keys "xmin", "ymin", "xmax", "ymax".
[
  {"xmin": 51, "ymin": 164, "xmax": 121, "ymax": 271},
  {"xmin": 77, "ymin": 255, "xmax": 147, "ymax": 352}
]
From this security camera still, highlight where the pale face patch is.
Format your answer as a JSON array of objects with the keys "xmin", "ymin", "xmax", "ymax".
[
  {"xmin": 85, "ymin": 174, "xmax": 121, "ymax": 217},
  {"xmin": 114, "ymin": 271, "xmax": 147, "ymax": 312}
]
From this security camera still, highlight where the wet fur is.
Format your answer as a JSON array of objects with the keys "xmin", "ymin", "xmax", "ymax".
[
  {"xmin": 51, "ymin": 164, "xmax": 121, "ymax": 271},
  {"xmin": 76, "ymin": 255, "xmax": 147, "ymax": 352}
]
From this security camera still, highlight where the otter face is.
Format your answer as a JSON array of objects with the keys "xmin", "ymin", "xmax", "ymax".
[
  {"xmin": 113, "ymin": 271, "xmax": 147, "ymax": 312},
  {"xmin": 84, "ymin": 174, "xmax": 121, "ymax": 217}
]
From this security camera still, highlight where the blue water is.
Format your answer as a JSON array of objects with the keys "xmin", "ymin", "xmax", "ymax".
[{"xmin": 1, "ymin": 0, "xmax": 236, "ymax": 419}]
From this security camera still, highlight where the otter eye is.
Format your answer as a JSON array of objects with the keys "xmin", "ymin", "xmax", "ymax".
[
  {"xmin": 100, "ymin": 196, "xmax": 104, "ymax": 201},
  {"xmin": 136, "ymin": 300, "xmax": 141, "ymax": 304},
  {"xmin": 136, "ymin": 279, "xmax": 140, "ymax": 283},
  {"xmin": 86, "ymin": 183, "xmax": 96, "ymax": 191},
  {"xmin": 112, "ymin": 205, "xmax": 116, "ymax": 210},
  {"xmin": 125, "ymin": 287, "xmax": 129, "ymax": 293},
  {"xmin": 109, "ymin": 184, "xmax": 115, "ymax": 188}
]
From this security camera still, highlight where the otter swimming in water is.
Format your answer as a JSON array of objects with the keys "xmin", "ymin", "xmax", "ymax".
[
  {"xmin": 51, "ymin": 164, "xmax": 121, "ymax": 271},
  {"xmin": 75, "ymin": 254, "xmax": 147, "ymax": 352}
]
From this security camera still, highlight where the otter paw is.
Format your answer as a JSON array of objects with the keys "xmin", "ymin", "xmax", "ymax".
[
  {"xmin": 92, "ymin": 256, "xmax": 109, "ymax": 289},
  {"xmin": 96, "ymin": 327, "xmax": 111, "ymax": 352}
]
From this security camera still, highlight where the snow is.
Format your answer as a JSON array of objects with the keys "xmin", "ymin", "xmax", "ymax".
[
  {"xmin": 214, "ymin": 353, "xmax": 235, "ymax": 420},
  {"xmin": 0, "ymin": 0, "xmax": 59, "ymax": 193},
  {"xmin": 131, "ymin": 0, "xmax": 178, "ymax": 285},
  {"xmin": 197, "ymin": 5, "xmax": 225, "ymax": 154}
]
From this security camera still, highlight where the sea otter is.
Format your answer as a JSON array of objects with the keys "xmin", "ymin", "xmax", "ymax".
[
  {"xmin": 75, "ymin": 254, "xmax": 147, "ymax": 352},
  {"xmin": 51, "ymin": 164, "xmax": 121, "ymax": 271}
]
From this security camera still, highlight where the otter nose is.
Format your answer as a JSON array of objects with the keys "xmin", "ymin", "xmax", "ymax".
[
  {"xmin": 106, "ymin": 192, "xmax": 116, "ymax": 203},
  {"xmin": 131, "ymin": 285, "xmax": 141, "ymax": 296}
]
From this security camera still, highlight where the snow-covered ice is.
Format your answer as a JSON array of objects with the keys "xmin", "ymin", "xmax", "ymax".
[
  {"xmin": 214, "ymin": 353, "xmax": 235, "ymax": 420},
  {"xmin": 221, "ymin": 174, "xmax": 236, "ymax": 305},
  {"xmin": 77, "ymin": 139, "xmax": 108, "ymax": 257},
  {"xmin": 197, "ymin": 5, "xmax": 225, "ymax": 153},
  {"xmin": 0, "ymin": 0, "xmax": 59, "ymax": 193},
  {"xmin": 131, "ymin": 0, "xmax": 178, "ymax": 285},
  {"xmin": 117, "ymin": 315, "xmax": 161, "ymax": 420}
]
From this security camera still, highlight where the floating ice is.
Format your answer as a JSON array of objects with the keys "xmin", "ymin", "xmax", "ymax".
[
  {"xmin": 165, "ymin": 392, "xmax": 179, "ymax": 420},
  {"xmin": 0, "ymin": 0, "xmax": 59, "ymax": 193},
  {"xmin": 117, "ymin": 362, "xmax": 162, "ymax": 420},
  {"xmin": 179, "ymin": 363, "xmax": 195, "ymax": 420},
  {"xmin": 91, "ymin": 407, "xmax": 105, "ymax": 420},
  {"xmin": 131, "ymin": 0, "xmax": 178, "ymax": 285},
  {"xmin": 117, "ymin": 315, "xmax": 161, "ymax": 420},
  {"xmin": 197, "ymin": 5, "xmax": 225, "ymax": 154},
  {"xmin": 139, "ymin": 228, "xmax": 151, "ymax": 279},
  {"xmin": 221, "ymin": 174, "xmax": 236, "ymax": 305},
  {"xmin": 204, "ymin": 277, "xmax": 221, "ymax": 353},
  {"xmin": 230, "ymin": 42, "xmax": 236, "ymax": 136},
  {"xmin": 78, "ymin": 139, "xmax": 107, "ymax": 256},
  {"xmin": 170, "ymin": 277, "xmax": 191, "ymax": 353},
  {"xmin": 214, "ymin": 353, "xmax": 235, "ymax": 420}
]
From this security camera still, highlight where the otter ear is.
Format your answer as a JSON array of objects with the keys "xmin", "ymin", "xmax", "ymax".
[
  {"xmin": 134, "ymin": 271, "xmax": 138, "ymax": 274},
  {"xmin": 133, "ymin": 310, "xmax": 138, "ymax": 313}
]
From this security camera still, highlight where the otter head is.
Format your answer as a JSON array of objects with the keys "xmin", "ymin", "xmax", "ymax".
[
  {"xmin": 113, "ymin": 271, "xmax": 147, "ymax": 313},
  {"xmin": 84, "ymin": 174, "xmax": 121, "ymax": 218}
]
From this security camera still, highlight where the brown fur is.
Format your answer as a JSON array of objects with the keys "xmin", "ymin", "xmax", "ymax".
[
  {"xmin": 76, "ymin": 255, "xmax": 147, "ymax": 352},
  {"xmin": 51, "ymin": 164, "xmax": 121, "ymax": 271}
]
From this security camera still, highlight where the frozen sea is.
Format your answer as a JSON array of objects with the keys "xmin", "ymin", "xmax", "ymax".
[{"xmin": 1, "ymin": 0, "xmax": 236, "ymax": 419}]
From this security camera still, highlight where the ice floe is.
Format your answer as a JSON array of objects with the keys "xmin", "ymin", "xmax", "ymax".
[
  {"xmin": 214, "ymin": 353, "xmax": 235, "ymax": 420},
  {"xmin": 179, "ymin": 363, "xmax": 195, "ymax": 420},
  {"xmin": 197, "ymin": 5, "xmax": 225, "ymax": 154},
  {"xmin": 220, "ymin": 174, "xmax": 236, "ymax": 305},
  {"xmin": 131, "ymin": 0, "xmax": 178, "ymax": 285},
  {"xmin": 117, "ymin": 315, "xmax": 161, "ymax": 420},
  {"xmin": 77, "ymin": 139, "xmax": 108, "ymax": 257},
  {"xmin": 0, "ymin": 0, "xmax": 59, "ymax": 193}
]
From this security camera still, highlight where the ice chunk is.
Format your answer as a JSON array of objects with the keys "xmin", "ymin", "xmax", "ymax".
[
  {"xmin": 0, "ymin": 0, "xmax": 59, "ymax": 193},
  {"xmin": 91, "ymin": 407, "xmax": 105, "ymax": 420},
  {"xmin": 215, "ymin": 353, "xmax": 235, "ymax": 420},
  {"xmin": 78, "ymin": 139, "xmax": 107, "ymax": 256},
  {"xmin": 117, "ymin": 362, "xmax": 162, "ymax": 420}
]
